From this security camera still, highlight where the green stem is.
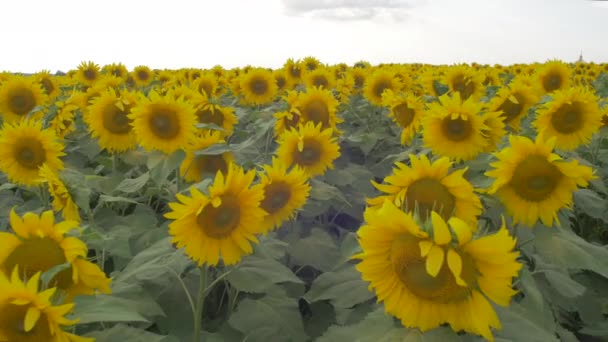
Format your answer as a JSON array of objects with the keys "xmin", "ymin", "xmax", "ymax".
[{"xmin": 193, "ymin": 265, "xmax": 208, "ymax": 342}]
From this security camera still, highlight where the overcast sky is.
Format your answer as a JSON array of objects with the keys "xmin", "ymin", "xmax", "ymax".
[{"xmin": 1, "ymin": 0, "xmax": 607, "ymax": 73}]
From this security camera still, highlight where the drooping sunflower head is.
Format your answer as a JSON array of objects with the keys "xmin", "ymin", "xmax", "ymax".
[
  {"xmin": 284, "ymin": 58, "xmax": 303, "ymax": 84},
  {"xmin": 238, "ymin": 68, "xmax": 278, "ymax": 106},
  {"xmin": 355, "ymin": 201, "xmax": 521, "ymax": 340},
  {"xmin": 258, "ymin": 157, "xmax": 311, "ymax": 232},
  {"xmin": 422, "ymin": 93, "xmax": 489, "ymax": 161},
  {"xmin": 381, "ymin": 90, "xmax": 424, "ymax": 145},
  {"xmin": 273, "ymin": 69, "xmax": 291, "ymax": 93},
  {"xmin": 443, "ymin": 65, "xmax": 486, "ymax": 101},
  {"xmin": 294, "ymin": 86, "xmax": 342, "ymax": 131},
  {"xmin": 363, "ymin": 68, "xmax": 403, "ymax": 106},
  {"xmin": 276, "ymin": 121, "xmax": 341, "ymax": 178},
  {"xmin": 488, "ymin": 79, "xmax": 539, "ymax": 131},
  {"xmin": 303, "ymin": 67, "xmax": 336, "ymax": 90},
  {"xmin": 165, "ymin": 163, "xmax": 267, "ymax": 266},
  {"xmin": 50, "ymin": 98, "xmax": 79, "ymax": 139},
  {"xmin": 75, "ymin": 61, "xmax": 101, "ymax": 86},
  {"xmin": 535, "ymin": 60, "xmax": 572, "ymax": 94},
  {"xmin": 485, "ymin": 135, "xmax": 596, "ymax": 227},
  {"xmin": 0, "ymin": 75, "xmax": 48, "ymax": 123},
  {"xmin": 38, "ymin": 164, "xmax": 81, "ymax": 223},
  {"xmin": 131, "ymin": 65, "xmax": 153, "ymax": 87},
  {"xmin": 0, "ymin": 119, "xmax": 65, "ymax": 187},
  {"xmin": 128, "ymin": 90, "xmax": 197, "ymax": 154},
  {"xmin": 34, "ymin": 70, "xmax": 60, "ymax": 100},
  {"xmin": 0, "ymin": 209, "xmax": 111, "ymax": 301},
  {"xmin": 179, "ymin": 130, "xmax": 234, "ymax": 183},
  {"xmin": 367, "ymin": 154, "xmax": 482, "ymax": 226},
  {"xmin": 480, "ymin": 108, "xmax": 507, "ymax": 153},
  {"xmin": 274, "ymin": 110, "xmax": 301, "ymax": 137},
  {"xmin": 0, "ymin": 268, "xmax": 95, "ymax": 342},
  {"xmin": 533, "ymin": 87, "xmax": 602, "ymax": 151},
  {"xmin": 85, "ymin": 89, "xmax": 139, "ymax": 153}
]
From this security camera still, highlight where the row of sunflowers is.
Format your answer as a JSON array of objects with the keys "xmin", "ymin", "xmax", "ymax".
[{"xmin": 0, "ymin": 57, "xmax": 607, "ymax": 341}]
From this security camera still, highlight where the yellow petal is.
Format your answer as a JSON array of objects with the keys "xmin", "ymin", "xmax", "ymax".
[
  {"xmin": 508, "ymin": 95, "xmax": 519, "ymax": 104},
  {"xmin": 419, "ymin": 240, "xmax": 433, "ymax": 257},
  {"xmin": 24, "ymin": 307, "xmax": 41, "ymax": 332},
  {"xmin": 425, "ymin": 245, "xmax": 445, "ymax": 277},
  {"xmin": 431, "ymin": 211, "xmax": 451, "ymax": 245},
  {"xmin": 447, "ymin": 248, "xmax": 467, "ymax": 286},
  {"xmin": 211, "ymin": 197, "xmax": 222, "ymax": 208},
  {"xmin": 447, "ymin": 217, "xmax": 473, "ymax": 245},
  {"xmin": 297, "ymin": 138, "xmax": 304, "ymax": 152}
]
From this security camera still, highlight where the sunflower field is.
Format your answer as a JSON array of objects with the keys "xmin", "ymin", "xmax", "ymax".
[{"xmin": 0, "ymin": 58, "xmax": 607, "ymax": 342}]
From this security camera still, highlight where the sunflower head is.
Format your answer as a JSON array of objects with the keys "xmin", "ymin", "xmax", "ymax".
[
  {"xmin": 180, "ymin": 130, "xmax": 234, "ymax": 183},
  {"xmin": 302, "ymin": 56, "xmax": 321, "ymax": 71},
  {"xmin": 0, "ymin": 75, "xmax": 48, "ymax": 123},
  {"xmin": 131, "ymin": 65, "xmax": 153, "ymax": 87},
  {"xmin": 488, "ymin": 79, "xmax": 539, "ymax": 131},
  {"xmin": 535, "ymin": 60, "xmax": 572, "ymax": 94},
  {"xmin": 193, "ymin": 73, "xmax": 219, "ymax": 98},
  {"xmin": 485, "ymin": 135, "xmax": 596, "ymax": 227},
  {"xmin": 303, "ymin": 67, "xmax": 336, "ymax": 90},
  {"xmin": 38, "ymin": 164, "xmax": 81, "ymax": 223},
  {"xmin": 355, "ymin": 201, "xmax": 521, "ymax": 340},
  {"xmin": 294, "ymin": 86, "xmax": 342, "ymax": 131},
  {"xmin": 192, "ymin": 93, "xmax": 238, "ymax": 137},
  {"xmin": 363, "ymin": 69, "xmax": 403, "ymax": 106},
  {"xmin": 103, "ymin": 63, "xmax": 128, "ymax": 79},
  {"xmin": 422, "ymin": 93, "xmax": 489, "ymax": 161},
  {"xmin": 239, "ymin": 68, "xmax": 278, "ymax": 106},
  {"xmin": 284, "ymin": 58, "xmax": 303, "ymax": 83},
  {"xmin": 381, "ymin": 90, "xmax": 424, "ymax": 145},
  {"xmin": 165, "ymin": 163, "xmax": 267, "ymax": 266},
  {"xmin": 443, "ymin": 65, "xmax": 485, "ymax": 101},
  {"xmin": 34, "ymin": 70, "xmax": 60, "ymax": 99},
  {"xmin": 276, "ymin": 121, "xmax": 341, "ymax": 178},
  {"xmin": 76, "ymin": 61, "xmax": 101, "ymax": 86}
]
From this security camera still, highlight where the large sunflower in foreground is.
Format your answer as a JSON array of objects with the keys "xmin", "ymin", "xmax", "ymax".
[
  {"xmin": 39, "ymin": 164, "xmax": 81, "ymax": 223},
  {"xmin": 128, "ymin": 90, "xmax": 197, "ymax": 154},
  {"xmin": 276, "ymin": 122, "xmax": 341, "ymax": 178},
  {"xmin": 259, "ymin": 157, "xmax": 311, "ymax": 232},
  {"xmin": 363, "ymin": 69, "xmax": 402, "ymax": 106},
  {"xmin": 239, "ymin": 68, "xmax": 278, "ymax": 105},
  {"xmin": 355, "ymin": 202, "xmax": 521, "ymax": 341},
  {"xmin": 179, "ymin": 130, "xmax": 234, "ymax": 183},
  {"xmin": 0, "ymin": 119, "xmax": 65, "ymax": 187},
  {"xmin": 485, "ymin": 135, "xmax": 595, "ymax": 227},
  {"xmin": 381, "ymin": 90, "xmax": 424, "ymax": 145},
  {"xmin": 0, "ymin": 210, "xmax": 112, "ymax": 301},
  {"xmin": 85, "ymin": 89, "xmax": 139, "ymax": 153},
  {"xmin": 165, "ymin": 164, "xmax": 267, "ymax": 266},
  {"xmin": 422, "ymin": 93, "xmax": 490, "ymax": 161},
  {"xmin": 0, "ymin": 268, "xmax": 93, "ymax": 342},
  {"xmin": 533, "ymin": 87, "xmax": 602, "ymax": 151},
  {"xmin": 367, "ymin": 154, "xmax": 482, "ymax": 226},
  {"xmin": 0, "ymin": 75, "xmax": 48, "ymax": 123},
  {"xmin": 535, "ymin": 60, "xmax": 572, "ymax": 94},
  {"xmin": 293, "ymin": 86, "xmax": 342, "ymax": 132}
]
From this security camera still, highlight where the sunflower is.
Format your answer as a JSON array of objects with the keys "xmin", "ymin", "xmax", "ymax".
[
  {"xmin": 363, "ymin": 69, "xmax": 402, "ymax": 106},
  {"xmin": 103, "ymin": 62, "xmax": 128, "ymax": 79},
  {"xmin": 485, "ymin": 135, "xmax": 595, "ymax": 227},
  {"xmin": 128, "ymin": 90, "xmax": 197, "ymax": 154},
  {"xmin": 273, "ymin": 69, "xmax": 291, "ymax": 93},
  {"xmin": 302, "ymin": 56, "xmax": 321, "ymax": 71},
  {"xmin": 419, "ymin": 67, "xmax": 446, "ymax": 97},
  {"xmin": 165, "ymin": 164, "xmax": 267, "ymax": 266},
  {"xmin": 443, "ymin": 65, "xmax": 485, "ymax": 101},
  {"xmin": 355, "ymin": 202, "xmax": 521, "ymax": 341},
  {"xmin": 284, "ymin": 58, "xmax": 303, "ymax": 85},
  {"xmin": 192, "ymin": 92, "xmax": 238, "ymax": 137},
  {"xmin": 0, "ymin": 268, "xmax": 94, "ymax": 342},
  {"xmin": 39, "ymin": 164, "xmax": 81, "ymax": 223},
  {"xmin": 535, "ymin": 60, "xmax": 572, "ymax": 94},
  {"xmin": 487, "ymin": 80, "xmax": 538, "ymax": 131},
  {"xmin": 35, "ymin": 70, "xmax": 60, "ymax": 99},
  {"xmin": 533, "ymin": 87, "xmax": 602, "ymax": 151},
  {"xmin": 193, "ymin": 73, "xmax": 219, "ymax": 97},
  {"xmin": 422, "ymin": 93, "xmax": 489, "ymax": 161},
  {"xmin": 293, "ymin": 86, "xmax": 342, "ymax": 132},
  {"xmin": 480, "ymin": 109, "xmax": 507, "ymax": 153},
  {"xmin": 75, "ymin": 61, "xmax": 101, "ymax": 86},
  {"xmin": 0, "ymin": 210, "xmax": 112, "ymax": 301},
  {"xmin": 0, "ymin": 75, "xmax": 48, "ymax": 123},
  {"xmin": 180, "ymin": 131, "xmax": 234, "ymax": 183},
  {"xmin": 276, "ymin": 122, "xmax": 341, "ymax": 178},
  {"xmin": 350, "ymin": 67, "xmax": 367, "ymax": 94},
  {"xmin": 50, "ymin": 98, "xmax": 79, "ymax": 139},
  {"xmin": 335, "ymin": 73, "xmax": 355, "ymax": 103},
  {"xmin": 258, "ymin": 157, "xmax": 311, "ymax": 231},
  {"xmin": 303, "ymin": 67, "xmax": 336, "ymax": 90},
  {"xmin": 381, "ymin": 90, "xmax": 424, "ymax": 145},
  {"xmin": 84, "ymin": 89, "xmax": 138, "ymax": 153},
  {"xmin": 131, "ymin": 65, "xmax": 153, "ymax": 87},
  {"xmin": 0, "ymin": 119, "xmax": 65, "ymax": 187},
  {"xmin": 239, "ymin": 68, "xmax": 278, "ymax": 106},
  {"xmin": 367, "ymin": 154, "xmax": 482, "ymax": 226}
]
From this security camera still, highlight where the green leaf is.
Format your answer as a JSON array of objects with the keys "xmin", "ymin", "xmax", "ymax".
[
  {"xmin": 495, "ymin": 303, "xmax": 559, "ymax": 342},
  {"xmin": 289, "ymin": 228, "xmax": 340, "ymax": 272},
  {"xmin": 310, "ymin": 179, "xmax": 351, "ymax": 207},
  {"xmin": 99, "ymin": 194, "xmax": 139, "ymax": 204},
  {"xmin": 304, "ymin": 264, "xmax": 375, "ymax": 308},
  {"xmin": 574, "ymin": 189, "xmax": 608, "ymax": 222},
  {"xmin": 541, "ymin": 270, "xmax": 586, "ymax": 298},
  {"xmin": 40, "ymin": 262, "xmax": 71, "ymax": 288},
  {"xmin": 195, "ymin": 143, "xmax": 231, "ymax": 156},
  {"xmin": 72, "ymin": 295, "xmax": 150, "ymax": 324},
  {"xmin": 226, "ymin": 255, "xmax": 303, "ymax": 293},
  {"xmin": 86, "ymin": 324, "xmax": 170, "ymax": 342},
  {"xmin": 317, "ymin": 307, "xmax": 405, "ymax": 342},
  {"xmin": 116, "ymin": 172, "xmax": 150, "ymax": 194},
  {"xmin": 196, "ymin": 122, "xmax": 226, "ymax": 131},
  {"xmin": 228, "ymin": 288, "xmax": 308, "ymax": 342}
]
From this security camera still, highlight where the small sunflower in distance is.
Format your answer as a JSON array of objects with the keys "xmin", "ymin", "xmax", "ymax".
[
  {"xmin": 276, "ymin": 122, "xmax": 341, "ymax": 178},
  {"xmin": 422, "ymin": 93, "xmax": 490, "ymax": 161},
  {"xmin": 85, "ymin": 89, "xmax": 138, "ymax": 153},
  {"xmin": 0, "ymin": 268, "xmax": 94, "ymax": 342},
  {"xmin": 128, "ymin": 90, "xmax": 197, "ymax": 154},
  {"xmin": 179, "ymin": 130, "xmax": 234, "ymax": 183},
  {"xmin": 39, "ymin": 164, "xmax": 81, "ymax": 223},
  {"xmin": 35, "ymin": 70, "xmax": 60, "ymax": 99},
  {"xmin": 363, "ymin": 68, "xmax": 402, "ymax": 106},
  {"xmin": 259, "ymin": 157, "xmax": 311, "ymax": 232},
  {"xmin": 533, "ymin": 87, "xmax": 602, "ymax": 151},
  {"xmin": 0, "ymin": 75, "xmax": 47, "ymax": 123},
  {"xmin": 485, "ymin": 135, "xmax": 595, "ymax": 227},
  {"xmin": 0, "ymin": 209, "xmax": 112, "ymax": 301},
  {"xmin": 381, "ymin": 90, "xmax": 424, "ymax": 145},
  {"xmin": 75, "ymin": 61, "xmax": 101, "ymax": 86},
  {"xmin": 165, "ymin": 164, "xmax": 267, "ymax": 266},
  {"xmin": 443, "ymin": 65, "xmax": 485, "ymax": 101},
  {"xmin": 355, "ymin": 202, "xmax": 521, "ymax": 341},
  {"xmin": 239, "ymin": 68, "xmax": 278, "ymax": 105},
  {"xmin": 0, "ymin": 119, "xmax": 65, "ymax": 187},
  {"xmin": 367, "ymin": 154, "xmax": 481, "ymax": 226},
  {"xmin": 131, "ymin": 65, "xmax": 153, "ymax": 87}
]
